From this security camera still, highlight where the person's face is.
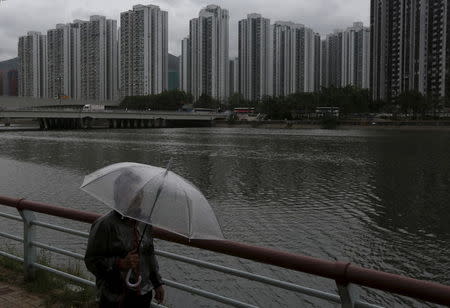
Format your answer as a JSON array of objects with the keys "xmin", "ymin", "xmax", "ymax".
[{"xmin": 127, "ymin": 190, "xmax": 143, "ymax": 217}]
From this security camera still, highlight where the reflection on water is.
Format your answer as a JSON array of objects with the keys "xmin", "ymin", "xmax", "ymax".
[{"xmin": 0, "ymin": 127, "xmax": 449, "ymax": 307}]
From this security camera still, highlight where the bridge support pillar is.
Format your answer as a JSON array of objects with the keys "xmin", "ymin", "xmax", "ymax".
[
  {"xmin": 143, "ymin": 119, "xmax": 149, "ymax": 128},
  {"xmin": 155, "ymin": 118, "xmax": 164, "ymax": 128},
  {"xmin": 336, "ymin": 282, "xmax": 359, "ymax": 308},
  {"xmin": 108, "ymin": 119, "xmax": 114, "ymax": 129},
  {"xmin": 38, "ymin": 119, "xmax": 45, "ymax": 130},
  {"xmin": 130, "ymin": 119, "xmax": 135, "ymax": 128},
  {"xmin": 136, "ymin": 119, "xmax": 142, "ymax": 128},
  {"xmin": 81, "ymin": 118, "xmax": 88, "ymax": 129}
]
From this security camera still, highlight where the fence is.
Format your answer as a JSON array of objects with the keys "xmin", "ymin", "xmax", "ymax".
[{"xmin": 0, "ymin": 195, "xmax": 449, "ymax": 307}]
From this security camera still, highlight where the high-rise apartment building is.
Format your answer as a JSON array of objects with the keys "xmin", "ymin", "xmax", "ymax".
[
  {"xmin": 78, "ymin": 16, "xmax": 117, "ymax": 101},
  {"xmin": 229, "ymin": 57, "xmax": 239, "ymax": 97},
  {"xmin": 120, "ymin": 5, "xmax": 168, "ymax": 96},
  {"xmin": 47, "ymin": 23, "xmax": 82, "ymax": 99},
  {"xmin": 322, "ymin": 22, "xmax": 370, "ymax": 89},
  {"xmin": 322, "ymin": 30, "xmax": 343, "ymax": 88},
  {"xmin": 371, "ymin": 0, "xmax": 449, "ymax": 101},
  {"xmin": 341, "ymin": 22, "xmax": 370, "ymax": 89},
  {"xmin": 18, "ymin": 31, "xmax": 47, "ymax": 98},
  {"xmin": 0, "ymin": 69, "xmax": 18, "ymax": 96},
  {"xmin": 238, "ymin": 13, "xmax": 272, "ymax": 101},
  {"xmin": 181, "ymin": 5, "xmax": 229, "ymax": 101},
  {"xmin": 7, "ymin": 70, "xmax": 18, "ymax": 96},
  {"xmin": 314, "ymin": 33, "xmax": 321, "ymax": 91},
  {"xmin": 321, "ymin": 40, "xmax": 328, "ymax": 88},
  {"xmin": 272, "ymin": 22, "xmax": 318, "ymax": 96},
  {"xmin": 179, "ymin": 37, "xmax": 190, "ymax": 93}
]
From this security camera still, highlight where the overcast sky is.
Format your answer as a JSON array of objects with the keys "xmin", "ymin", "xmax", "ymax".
[{"xmin": 0, "ymin": 0, "xmax": 369, "ymax": 61}]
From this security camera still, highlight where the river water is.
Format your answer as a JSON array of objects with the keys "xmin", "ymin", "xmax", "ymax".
[{"xmin": 0, "ymin": 126, "xmax": 449, "ymax": 307}]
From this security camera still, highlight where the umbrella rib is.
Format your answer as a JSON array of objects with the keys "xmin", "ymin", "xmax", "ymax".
[
  {"xmin": 183, "ymin": 190, "xmax": 193, "ymax": 239},
  {"xmin": 137, "ymin": 171, "xmax": 169, "ymax": 251}
]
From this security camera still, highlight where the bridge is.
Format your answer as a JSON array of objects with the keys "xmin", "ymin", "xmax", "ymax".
[
  {"xmin": 0, "ymin": 97, "xmax": 227, "ymax": 129},
  {"xmin": 0, "ymin": 109, "xmax": 227, "ymax": 130}
]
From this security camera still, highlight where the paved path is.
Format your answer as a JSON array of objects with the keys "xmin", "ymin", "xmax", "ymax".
[{"xmin": 0, "ymin": 280, "xmax": 44, "ymax": 307}]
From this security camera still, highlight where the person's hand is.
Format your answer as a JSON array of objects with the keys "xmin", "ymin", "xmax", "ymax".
[
  {"xmin": 154, "ymin": 285, "xmax": 165, "ymax": 304},
  {"xmin": 117, "ymin": 250, "xmax": 139, "ymax": 270}
]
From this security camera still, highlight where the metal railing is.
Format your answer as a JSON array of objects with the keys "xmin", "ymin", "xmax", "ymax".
[{"xmin": 0, "ymin": 195, "xmax": 449, "ymax": 307}]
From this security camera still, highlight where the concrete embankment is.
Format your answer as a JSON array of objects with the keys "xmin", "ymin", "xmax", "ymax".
[
  {"xmin": 215, "ymin": 120, "xmax": 450, "ymax": 130},
  {"xmin": 2, "ymin": 118, "xmax": 450, "ymax": 131}
]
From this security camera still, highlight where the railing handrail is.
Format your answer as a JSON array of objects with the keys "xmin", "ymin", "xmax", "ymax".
[{"xmin": 1, "ymin": 195, "xmax": 449, "ymax": 306}]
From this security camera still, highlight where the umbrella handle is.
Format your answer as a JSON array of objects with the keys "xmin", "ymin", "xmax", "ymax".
[{"xmin": 125, "ymin": 268, "xmax": 142, "ymax": 288}]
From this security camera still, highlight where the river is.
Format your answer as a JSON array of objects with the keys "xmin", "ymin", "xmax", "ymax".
[{"xmin": 0, "ymin": 126, "xmax": 449, "ymax": 307}]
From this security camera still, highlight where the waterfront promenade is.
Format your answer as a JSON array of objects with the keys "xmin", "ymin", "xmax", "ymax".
[{"xmin": 0, "ymin": 275, "xmax": 43, "ymax": 308}]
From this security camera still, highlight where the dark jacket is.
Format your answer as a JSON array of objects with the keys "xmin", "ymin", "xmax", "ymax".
[{"xmin": 84, "ymin": 211, "xmax": 163, "ymax": 302}]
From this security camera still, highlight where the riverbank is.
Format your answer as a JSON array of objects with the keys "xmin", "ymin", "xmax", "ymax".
[
  {"xmin": 0, "ymin": 278, "xmax": 44, "ymax": 307},
  {"xmin": 2, "ymin": 118, "xmax": 450, "ymax": 131},
  {"xmin": 0, "ymin": 254, "xmax": 95, "ymax": 307},
  {"xmin": 215, "ymin": 120, "xmax": 450, "ymax": 130}
]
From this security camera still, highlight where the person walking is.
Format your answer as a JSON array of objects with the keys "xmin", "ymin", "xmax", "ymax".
[{"xmin": 85, "ymin": 170, "xmax": 165, "ymax": 307}]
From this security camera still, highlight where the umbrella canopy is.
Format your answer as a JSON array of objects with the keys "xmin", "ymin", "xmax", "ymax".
[{"xmin": 80, "ymin": 162, "xmax": 224, "ymax": 240}]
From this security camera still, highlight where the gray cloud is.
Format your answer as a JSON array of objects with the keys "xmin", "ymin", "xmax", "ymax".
[{"xmin": 0, "ymin": 0, "xmax": 369, "ymax": 61}]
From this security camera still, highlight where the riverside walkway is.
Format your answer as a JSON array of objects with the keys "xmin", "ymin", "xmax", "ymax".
[
  {"xmin": 1, "ymin": 195, "xmax": 450, "ymax": 307},
  {"xmin": 0, "ymin": 280, "xmax": 43, "ymax": 307}
]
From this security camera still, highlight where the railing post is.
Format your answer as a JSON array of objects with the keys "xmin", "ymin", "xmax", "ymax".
[
  {"xmin": 336, "ymin": 282, "xmax": 359, "ymax": 308},
  {"xmin": 18, "ymin": 209, "xmax": 37, "ymax": 280}
]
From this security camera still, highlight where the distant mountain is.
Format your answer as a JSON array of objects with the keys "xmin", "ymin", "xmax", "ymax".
[
  {"xmin": 0, "ymin": 57, "xmax": 18, "ymax": 71},
  {"xmin": 168, "ymin": 53, "xmax": 179, "ymax": 72}
]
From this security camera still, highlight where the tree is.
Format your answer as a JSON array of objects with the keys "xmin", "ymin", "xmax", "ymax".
[
  {"xmin": 258, "ymin": 95, "xmax": 292, "ymax": 120},
  {"xmin": 397, "ymin": 91, "xmax": 426, "ymax": 119},
  {"xmin": 426, "ymin": 95, "xmax": 445, "ymax": 119},
  {"xmin": 227, "ymin": 93, "xmax": 254, "ymax": 110},
  {"xmin": 285, "ymin": 92, "xmax": 318, "ymax": 118},
  {"xmin": 194, "ymin": 94, "xmax": 220, "ymax": 109},
  {"xmin": 120, "ymin": 90, "xmax": 193, "ymax": 111}
]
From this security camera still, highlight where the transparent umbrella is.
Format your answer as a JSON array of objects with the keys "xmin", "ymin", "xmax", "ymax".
[{"xmin": 80, "ymin": 161, "xmax": 224, "ymax": 286}]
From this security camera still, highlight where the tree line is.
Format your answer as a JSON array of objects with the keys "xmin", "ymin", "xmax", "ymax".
[{"xmin": 120, "ymin": 87, "xmax": 450, "ymax": 120}]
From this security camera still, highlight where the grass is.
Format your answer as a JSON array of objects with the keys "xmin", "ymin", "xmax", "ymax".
[{"xmin": 0, "ymin": 244, "xmax": 97, "ymax": 308}]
